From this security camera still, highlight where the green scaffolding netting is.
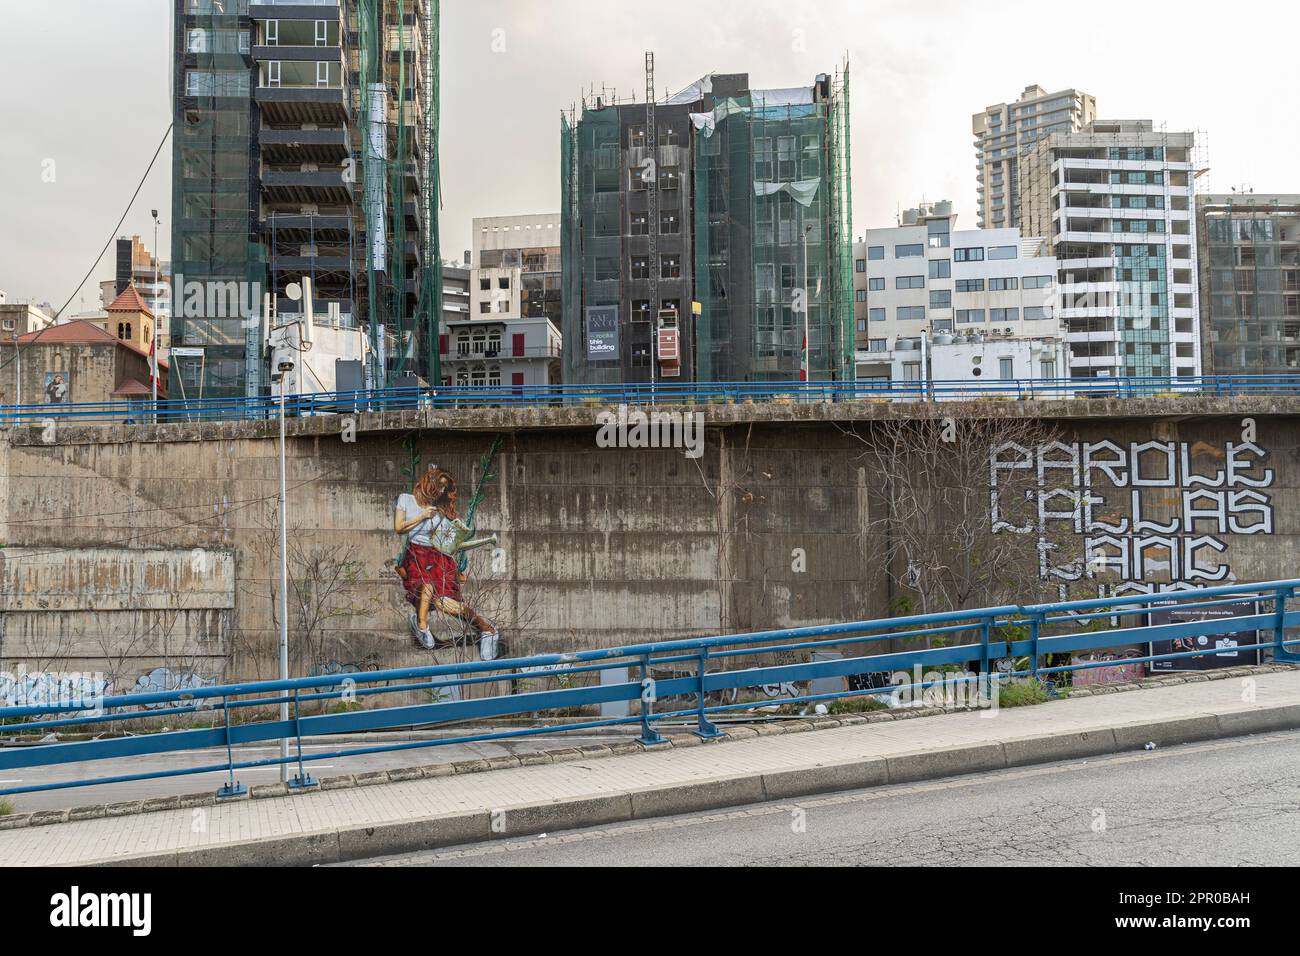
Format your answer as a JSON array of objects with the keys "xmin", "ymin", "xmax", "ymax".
[{"xmin": 562, "ymin": 68, "xmax": 853, "ymax": 385}]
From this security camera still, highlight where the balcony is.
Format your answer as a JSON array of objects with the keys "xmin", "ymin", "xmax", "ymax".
[
  {"xmin": 257, "ymin": 125, "xmax": 348, "ymax": 163},
  {"xmin": 261, "ymin": 212, "xmax": 352, "ymax": 242},
  {"xmin": 250, "ymin": 1, "xmax": 341, "ymax": 16},
  {"xmin": 260, "ymin": 167, "xmax": 351, "ymax": 204},
  {"xmin": 256, "ymin": 85, "xmax": 348, "ymax": 124},
  {"xmin": 270, "ymin": 251, "xmax": 352, "ymax": 272}
]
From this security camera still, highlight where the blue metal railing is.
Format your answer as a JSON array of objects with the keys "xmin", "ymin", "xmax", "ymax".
[
  {"xmin": 2, "ymin": 374, "xmax": 1300, "ymax": 426},
  {"xmin": 1, "ymin": 580, "xmax": 1296, "ymax": 799}
]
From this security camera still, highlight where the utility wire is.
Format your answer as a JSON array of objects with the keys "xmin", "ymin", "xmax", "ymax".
[{"xmin": 0, "ymin": 123, "xmax": 174, "ymax": 374}]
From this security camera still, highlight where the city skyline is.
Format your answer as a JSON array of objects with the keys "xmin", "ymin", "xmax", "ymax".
[{"xmin": 0, "ymin": 0, "xmax": 1293, "ymax": 308}]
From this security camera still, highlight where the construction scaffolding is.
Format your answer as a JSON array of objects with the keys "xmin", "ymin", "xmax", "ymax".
[
  {"xmin": 171, "ymin": 0, "xmax": 267, "ymax": 401},
  {"xmin": 355, "ymin": 0, "xmax": 441, "ymax": 388},
  {"xmin": 171, "ymin": 0, "xmax": 441, "ymax": 398},
  {"xmin": 694, "ymin": 66, "xmax": 854, "ymax": 382},
  {"xmin": 561, "ymin": 65, "xmax": 853, "ymax": 385}
]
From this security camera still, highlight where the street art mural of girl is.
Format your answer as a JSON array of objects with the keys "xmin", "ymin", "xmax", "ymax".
[{"xmin": 393, "ymin": 465, "xmax": 502, "ymax": 660}]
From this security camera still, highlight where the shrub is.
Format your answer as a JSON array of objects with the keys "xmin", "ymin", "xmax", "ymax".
[
  {"xmin": 996, "ymin": 678, "xmax": 1052, "ymax": 708},
  {"xmin": 828, "ymin": 695, "xmax": 889, "ymax": 715}
]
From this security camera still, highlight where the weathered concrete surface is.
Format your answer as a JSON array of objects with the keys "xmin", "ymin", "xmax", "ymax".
[{"xmin": 0, "ymin": 397, "xmax": 1297, "ymax": 687}]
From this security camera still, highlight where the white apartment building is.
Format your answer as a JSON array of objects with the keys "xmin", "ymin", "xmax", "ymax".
[
  {"xmin": 973, "ymin": 85, "xmax": 1096, "ymax": 230},
  {"xmin": 854, "ymin": 201, "xmax": 1068, "ymax": 394},
  {"xmin": 1020, "ymin": 120, "xmax": 1202, "ymax": 380},
  {"xmin": 446, "ymin": 214, "xmax": 562, "ymax": 388}
]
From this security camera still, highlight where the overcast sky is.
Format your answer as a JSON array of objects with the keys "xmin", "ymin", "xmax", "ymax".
[{"xmin": 0, "ymin": 0, "xmax": 1293, "ymax": 310}]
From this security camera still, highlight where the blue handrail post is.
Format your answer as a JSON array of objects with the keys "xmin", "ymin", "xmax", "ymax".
[
  {"xmin": 637, "ymin": 653, "xmax": 666, "ymax": 746},
  {"xmin": 979, "ymin": 617, "xmax": 992, "ymax": 701},
  {"xmin": 693, "ymin": 648, "xmax": 725, "ymax": 740},
  {"xmin": 287, "ymin": 689, "xmax": 318, "ymax": 790},
  {"xmin": 216, "ymin": 696, "xmax": 246, "ymax": 798},
  {"xmin": 1273, "ymin": 586, "xmax": 1299, "ymax": 663},
  {"xmin": 1028, "ymin": 612, "xmax": 1044, "ymax": 679}
]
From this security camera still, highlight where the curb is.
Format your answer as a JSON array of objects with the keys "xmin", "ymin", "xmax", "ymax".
[
  {"xmin": 83, "ymin": 696, "xmax": 1300, "ymax": 867},
  {"xmin": 1, "ymin": 662, "xmax": 1293, "ymax": 836}
]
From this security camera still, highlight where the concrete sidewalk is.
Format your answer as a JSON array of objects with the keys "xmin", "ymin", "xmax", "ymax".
[{"xmin": 2, "ymin": 670, "xmax": 1298, "ymax": 866}]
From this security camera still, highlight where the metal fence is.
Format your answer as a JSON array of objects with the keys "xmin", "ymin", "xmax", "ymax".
[
  {"xmin": 1, "ymin": 580, "xmax": 1296, "ymax": 799},
  {"xmin": 2, "ymin": 375, "xmax": 1300, "ymax": 426}
]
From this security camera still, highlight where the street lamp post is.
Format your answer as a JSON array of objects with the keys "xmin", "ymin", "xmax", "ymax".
[
  {"xmin": 276, "ymin": 358, "xmax": 292, "ymax": 783},
  {"xmin": 151, "ymin": 210, "xmax": 160, "ymax": 412}
]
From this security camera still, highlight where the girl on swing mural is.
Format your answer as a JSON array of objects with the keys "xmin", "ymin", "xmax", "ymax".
[{"xmin": 393, "ymin": 465, "xmax": 502, "ymax": 660}]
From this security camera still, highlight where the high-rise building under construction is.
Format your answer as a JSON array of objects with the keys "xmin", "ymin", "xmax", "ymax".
[
  {"xmin": 170, "ymin": 0, "xmax": 441, "ymax": 401},
  {"xmin": 562, "ymin": 68, "xmax": 853, "ymax": 385}
]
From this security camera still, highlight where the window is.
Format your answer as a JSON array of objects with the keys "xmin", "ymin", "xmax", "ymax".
[
  {"xmin": 989, "ymin": 277, "xmax": 1018, "ymax": 291},
  {"xmin": 661, "ymin": 254, "xmax": 681, "ymax": 279},
  {"xmin": 869, "ymin": 308, "xmax": 886, "ymax": 323},
  {"xmin": 629, "ymin": 211, "xmax": 649, "ymax": 236},
  {"xmin": 988, "ymin": 246, "xmax": 1018, "ymax": 260},
  {"xmin": 856, "ymin": 318, "xmax": 867, "ymax": 332},
  {"xmin": 896, "ymin": 275, "xmax": 925, "ymax": 290},
  {"xmin": 659, "ymin": 167, "xmax": 681, "ymax": 190},
  {"xmin": 868, "ymin": 338, "xmax": 887, "ymax": 352},
  {"xmin": 479, "ymin": 278, "xmax": 490, "ymax": 291},
  {"xmin": 632, "ymin": 300, "xmax": 651, "ymax": 323},
  {"xmin": 929, "ymin": 259, "xmax": 951, "ymax": 279},
  {"xmin": 956, "ymin": 309, "xmax": 985, "ymax": 323},
  {"xmin": 897, "ymin": 306, "xmax": 925, "ymax": 321},
  {"xmin": 999, "ymin": 357, "xmax": 1015, "ymax": 380},
  {"xmin": 660, "ymin": 211, "xmax": 680, "ymax": 234},
  {"xmin": 868, "ymin": 277, "xmax": 884, "ymax": 291},
  {"xmin": 1024, "ymin": 306, "xmax": 1051, "ymax": 320},
  {"xmin": 1040, "ymin": 360, "xmax": 1057, "ymax": 379},
  {"xmin": 867, "ymin": 246, "xmax": 885, "ymax": 260},
  {"xmin": 956, "ymin": 278, "xmax": 984, "ymax": 293},
  {"xmin": 954, "ymin": 247, "xmax": 984, "ymax": 262},
  {"xmin": 631, "ymin": 256, "xmax": 650, "ymax": 280},
  {"xmin": 895, "ymin": 244, "xmax": 924, "ymax": 258},
  {"xmin": 855, "ymin": 258, "xmax": 866, "ymax": 273},
  {"xmin": 855, "ymin": 289, "xmax": 867, "ymax": 303},
  {"xmin": 990, "ymin": 308, "xmax": 1020, "ymax": 322},
  {"xmin": 186, "ymin": 70, "xmax": 250, "ymax": 97},
  {"xmin": 498, "ymin": 276, "xmax": 510, "ymax": 290},
  {"xmin": 1023, "ymin": 275, "xmax": 1052, "ymax": 289},
  {"xmin": 929, "ymin": 289, "xmax": 952, "ymax": 309},
  {"xmin": 927, "ymin": 218, "xmax": 951, "ymax": 248}
]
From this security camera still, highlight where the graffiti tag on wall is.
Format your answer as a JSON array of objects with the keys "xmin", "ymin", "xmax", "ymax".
[{"xmin": 991, "ymin": 439, "xmax": 1274, "ymax": 595}]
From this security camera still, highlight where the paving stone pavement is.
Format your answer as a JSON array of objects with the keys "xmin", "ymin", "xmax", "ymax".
[{"xmin": 0, "ymin": 669, "xmax": 1296, "ymax": 866}]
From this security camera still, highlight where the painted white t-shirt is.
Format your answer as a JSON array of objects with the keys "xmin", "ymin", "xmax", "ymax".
[{"xmin": 396, "ymin": 493, "xmax": 458, "ymax": 554}]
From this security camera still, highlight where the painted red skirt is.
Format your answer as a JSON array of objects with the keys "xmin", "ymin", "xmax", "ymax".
[{"xmin": 401, "ymin": 543, "xmax": 462, "ymax": 607}]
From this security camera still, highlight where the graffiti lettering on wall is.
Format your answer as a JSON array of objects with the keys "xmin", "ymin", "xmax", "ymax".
[
  {"xmin": 309, "ymin": 657, "xmax": 381, "ymax": 677},
  {"xmin": 991, "ymin": 439, "xmax": 1274, "ymax": 595},
  {"xmin": 132, "ymin": 667, "xmax": 216, "ymax": 708},
  {"xmin": 0, "ymin": 668, "xmax": 109, "ymax": 714}
]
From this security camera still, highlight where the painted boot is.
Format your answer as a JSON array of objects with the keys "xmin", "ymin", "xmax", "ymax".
[
  {"xmin": 409, "ymin": 613, "xmax": 435, "ymax": 650},
  {"xmin": 478, "ymin": 631, "xmax": 504, "ymax": 662}
]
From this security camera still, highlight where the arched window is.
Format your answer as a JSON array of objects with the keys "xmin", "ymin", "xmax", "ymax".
[{"xmin": 118, "ymin": 323, "xmax": 125, "ymax": 339}]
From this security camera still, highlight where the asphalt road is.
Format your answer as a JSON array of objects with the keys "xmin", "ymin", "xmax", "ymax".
[
  {"xmin": 0, "ymin": 731, "xmax": 627, "ymax": 812},
  {"xmin": 345, "ymin": 730, "xmax": 1300, "ymax": 867}
]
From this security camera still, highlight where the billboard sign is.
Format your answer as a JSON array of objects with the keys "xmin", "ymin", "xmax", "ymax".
[
  {"xmin": 585, "ymin": 305, "xmax": 619, "ymax": 362},
  {"xmin": 1148, "ymin": 599, "xmax": 1261, "ymax": 672}
]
